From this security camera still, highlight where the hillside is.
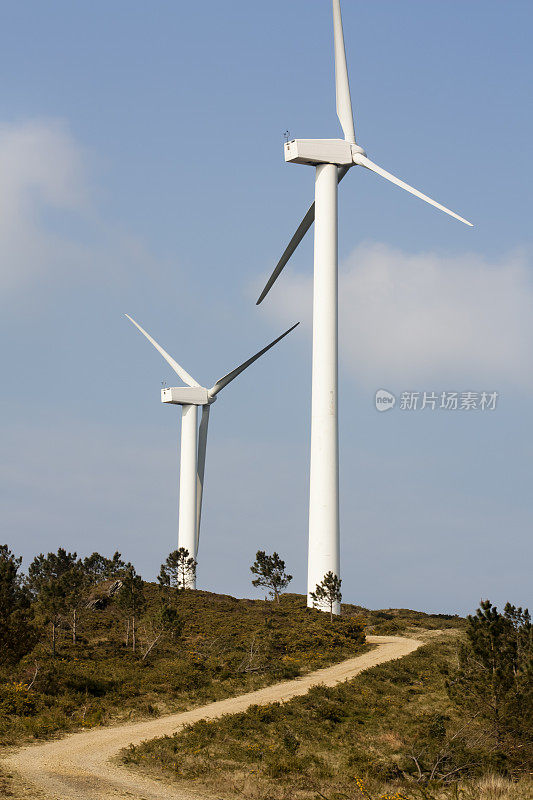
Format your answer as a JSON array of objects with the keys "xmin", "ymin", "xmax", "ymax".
[
  {"xmin": 0, "ymin": 635, "xmax": 420, "ymax": 800},
  {"xmin": 121, "ymin": 627, "xmax": 532, "ymax": 800},
  {"xmin": 0, "ymin": 588, "xmax": 367, "ymax": 746},
  {"xmin": 2, "ymin": 567, "xmax": 530, "ymax": 800}
]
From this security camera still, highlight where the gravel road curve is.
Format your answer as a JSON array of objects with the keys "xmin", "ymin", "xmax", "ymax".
[{"xmin": 2, "ymin": 634, "xmax": 423, "ymax": 800}]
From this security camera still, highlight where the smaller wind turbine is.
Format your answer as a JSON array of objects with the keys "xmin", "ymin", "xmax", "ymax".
[{"xmin": 126, "ymin": 315, "xmax": 299, "ymax": 587}]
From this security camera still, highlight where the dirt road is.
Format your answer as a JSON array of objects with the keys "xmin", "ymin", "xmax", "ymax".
[{"xmin": 1, "ymin": 634, "xmax": 423, "ymax": 800}]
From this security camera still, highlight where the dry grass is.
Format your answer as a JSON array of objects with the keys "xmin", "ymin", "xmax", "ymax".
[
  {"xmin": 123, "ymin": 630, "xmax": 531, "ymax": 800},
  {"xmin": 0, "ymin": 591, "xmax": 366, "ymax": 746},
  {"xmin": 349, "ymin": 774, "xmax": 533, "ymax": 799}
]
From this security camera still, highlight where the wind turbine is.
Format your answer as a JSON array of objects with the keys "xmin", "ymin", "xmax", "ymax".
[
  {"xmin": 257, "ymin": 0, "xmax": 472, "ymax": 614},
  {"xmin": 126, "ymin": 314, "xmax": 299, "ymax": 588}
]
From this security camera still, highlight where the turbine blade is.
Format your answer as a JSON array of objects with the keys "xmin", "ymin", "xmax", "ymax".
[
  {"xmin": 196, "ymin": 404, "xmax": 210, "ymax": 550},
  {"xmin": 352, "ymin": 154, "xmax": 473, "ymax": 226},
  {"xmin": 256, "ymin": 202, "xmax": 315, "ymax": 305},
  {"xmin": 208, "ymin": 323, "xmax": 300, "ymax": 398},
  {"xmin": 125, "ymin": 314, "xmax": 201, "ymax": 387},
  {"xmin": 333, "ymin": 0, "xmax": 356, "ymax": 143},
  {"xmin": 256, "ymin": 167, "xmax": 350, "ymax": 305}
]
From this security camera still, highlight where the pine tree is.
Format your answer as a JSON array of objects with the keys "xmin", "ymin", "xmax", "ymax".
[
  {"xmin": 116, "ymin": 564, "xmax": 146, "ymax": 652},
  {"xmin": 38, "ymin": 577, "xmax": 70, "ymax": 657},
  {"xmin": 0, "ymin": 545, "xmax": 35, "ymax": 664},
  {"xmin": 158, "ymin": 548, "xmax": 197, "ymax": 593},
  {"xmin": 27, "ymin": 548, "xmax": 81, "ymax": 655},
  {"xmin": 310, "ymin": 572, "xmax": 342, "ymax": 620},
  {"xmin": 448, "ymin": 599, "xmax": 532, "ymax": 765},
  {"xmin": 65, "ymin": 562, "xmax": 88, "ymax": 646},
  {"xmin": 27, "ymin": 548, "xmax": 78, "ymax": 598},
  {"xmin": 82, "ymin": 551, "xmax": 127, "ymax": 584},
  {"xmin": 250, "ymin": 551, "xmax": 292, "ymax": 603}
]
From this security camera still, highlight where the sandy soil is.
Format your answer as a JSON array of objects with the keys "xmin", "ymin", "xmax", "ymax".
[{"xmin": 1, "ymin": 634, "xmax": 423, "ymax": 800}]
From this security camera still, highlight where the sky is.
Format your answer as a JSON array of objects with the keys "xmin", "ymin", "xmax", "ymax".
[{"xmin": 1, "ymin": 0, "xmax": 532, "ymax": 616}]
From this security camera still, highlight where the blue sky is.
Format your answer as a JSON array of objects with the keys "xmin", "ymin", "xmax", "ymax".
[{"xmin": 1, "ymin": 0, "xmax": 531, "ymax": 615}]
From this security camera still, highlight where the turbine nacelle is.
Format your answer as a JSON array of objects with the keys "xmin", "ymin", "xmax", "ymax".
[
  {"xmin": 285, "ymin": 138, "xmax": 366, "ymax": 167},
  {"xmin": 161, "ymin": 387, "xmax": 214, "ymax": 406}
]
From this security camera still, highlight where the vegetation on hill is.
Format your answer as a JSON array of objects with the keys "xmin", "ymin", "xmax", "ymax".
[
  {"xmin": 0, "ymin": 545, "xmax": 365, "ymax": 748},
  {"xmin": 123, "ymin": 603, "xmax": 532, "ymax": 800},
  {"xmin": 2, "ymin": 544, "xmax": 531, "ymax": 799}
]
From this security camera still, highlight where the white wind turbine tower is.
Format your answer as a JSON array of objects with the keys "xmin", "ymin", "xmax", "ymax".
[
  {"xmin": 257, "ymin": 0, "xmax": 473, "ymax": 614},
  {"xmin": 126, "ymin": 315, "xmax": 299, "ymax": 588}
]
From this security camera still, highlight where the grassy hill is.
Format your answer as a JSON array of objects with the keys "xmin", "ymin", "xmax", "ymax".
[
  {"xmin": 1, "ymin": 586, "xmax": 530, "ymax": 800},
  {"xmin": 122, "ymin": 625, "xmax": 532, "ymax": 800},
  {"xmin": 0, "ymin": 589, "xmax": 366, "ymax": 746}
]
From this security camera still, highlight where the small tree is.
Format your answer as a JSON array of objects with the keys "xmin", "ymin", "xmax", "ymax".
[
  {"xmin": 310, "ymin": 571, "xmax": 342, "ymax": 620},
  {"xmin": 64, "ymin": 562, "xmax": 88, "ymax": 646},
  {"xmin": 0, "ymin": 545, "xmax": 35, "ymax": 664},
  {"xmin": 142, "ymin": 602, "xmax": 184, "ymax": 662},
  {"xmin": 116, "ymin": 564, "xmax": 146, "ymax": 652},
  {"xmin": 82, "ymin": 551, "xmax": 126, "ymax": 584},
  {"xmin": 158, "ymin": 548, "xmax": 197, "ymax": 592},
  {"xmin": 448, "ymin": 599, "xmax": 532, "ymax": 762},
  {"xmin": 27, "ymin": 547, "xmax": 78, "ymax": 599},
  {"xmin": 250, "ymin": 551, "xmax": 292, "ymax": 603},
  {"xmin": 27, "ymin": 548, "xmax": 81, "ymax": 655},
  {"xmin": 38, "ymin": 577, "xmax": 69, "ymax": 657}
]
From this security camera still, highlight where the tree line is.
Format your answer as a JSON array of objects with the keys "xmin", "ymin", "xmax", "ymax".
[
  {"xmin": 0, "ymin": 544, "xmax": 199, "ymax": 663},
  {"xmin": 1, "ymin": 543, "xmax": 344, "ymax": 665}
]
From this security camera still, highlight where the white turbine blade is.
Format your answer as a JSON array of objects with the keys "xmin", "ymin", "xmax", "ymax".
[
  {"xmin": 256, "ymin": 167, "xmax": 350, "ymax": 305},
  {"xmin": 352, "ymin": 154, "xmax": 473, "ymax": 226},
  {"xmin": 256, "ymin": 202, "xmax": 315, "ymax": 305},
  {"xmin": 125, "ymin": 314, "xmax": 201, "ymax": 387},
  {"xmin": 208, "ymin": 323, "xmax": 300, "ymax": 398},
  {"xmin": 333, "ymin": 0, "xmax": 356, "ymax": 143},
  {"xmin": 196, "ymin": 404, "xmax": 210, "ymax": 550}
]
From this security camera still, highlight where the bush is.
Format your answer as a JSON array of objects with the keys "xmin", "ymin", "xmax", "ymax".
[{"xmin": 0, "ymin": 683, "xmax": 38, "ymax": 716}]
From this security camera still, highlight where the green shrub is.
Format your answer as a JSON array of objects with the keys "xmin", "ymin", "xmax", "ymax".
[{"xmin": 0, "ymin": 683, "xmax": 38, "ymax": 716}]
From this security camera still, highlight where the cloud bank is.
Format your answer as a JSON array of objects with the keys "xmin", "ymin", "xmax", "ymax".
[{"xmin": 262, "ymin": 242, "xmax": 533, "ymax": 389}]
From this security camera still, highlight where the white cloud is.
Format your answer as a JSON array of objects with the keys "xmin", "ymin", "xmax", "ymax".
[
  {"xmin": 0, "ymin": 119, "xmax": 155, "ymax": 298},
  {"xmin": 0, "ymin": 120, "xmax": 86, "ymax": 291},
  {"xmin": 262, "ymin": 242, "xmax": 533, "ymax": 389},
  {"xmin": 0, "ymin": 120, "xmax": 86, "ymax": 207}
]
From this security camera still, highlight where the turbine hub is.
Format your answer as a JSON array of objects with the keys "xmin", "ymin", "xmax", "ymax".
[{"xmin": 351, "ymin": 143, "xmax": 366, "ymax": 157}]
